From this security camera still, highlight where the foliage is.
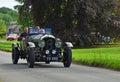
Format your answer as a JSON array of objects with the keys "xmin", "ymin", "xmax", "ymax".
[
  {"xmin": 14, "ymin": 0, "xmax": 32, "ymax": 30},
  {"xmin": 0, "ymin": 7, "xmax": 18, "ymax": 26},
  {"xmin": 0, "ymin": 13, "xmax": 12, "ymax": 26},
  {"xmin": 8, "ymin": 11, "xmax": 18, "ymax": 21},
  {"xmin": 0, "ymin": 19, "xmax": 6, "ymax": 35},
  {"xmin": 15, "ymin": 0, "xmax": 120, "ymax": 47},
  {"xmin": 0, "ymin": 7, "xmax": 13, "ymax": 14}
]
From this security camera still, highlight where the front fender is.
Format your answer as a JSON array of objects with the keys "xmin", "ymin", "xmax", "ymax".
[
  {"xmin": 12, "ymin": 43, "xmax": 19, "ymax": 48},
  {"xmin": 65, "ymin": 42, "xmax": 73, "ymax": 48},
  {"xmin": 28, "ymin": 42, "xmax": 35, "ymax": 48}
]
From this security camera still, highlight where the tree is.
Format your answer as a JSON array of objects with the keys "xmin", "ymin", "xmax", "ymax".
[
  {"xmin": 16, "ymin": 0, "xmax": 118, "ymax": 47},
  {"xmin": 15, "ymin": 0, "xmax": 32, "ymax": 30},
  {"xmin": 0, "ymin": 19, "xmax": 6, "ymax": 37},
  {"xmin": 8, "ymin": 11, "xmax": 18, "ymax": 21},
  {"xmin": 0, "ymin": 13, "xmax": 12, "ymax": 26},
  {"xmin": 0, "ymin": 7, "xmax": 18, "ymax": 26}
]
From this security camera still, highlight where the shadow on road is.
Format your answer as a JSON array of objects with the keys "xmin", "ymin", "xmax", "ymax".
[
  {"xmin": 0, "ymin": 62, "xmax": 64, "ymax": 70},
  {"xmin": 35, "ymin": 63, "xmax": 64, "ymax": 68}
]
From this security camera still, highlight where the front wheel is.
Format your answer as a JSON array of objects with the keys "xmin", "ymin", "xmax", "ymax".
[
  {"xmin": 63, "ymin": 47, "xmax": 72, "ymax": 67},
  {"xmin": 12, "ymin": 46, "xmax": 19, "ymax": 64},
  {"xmin": 27, "ymin": 48, "xmax": 35, "ymax": 68}
]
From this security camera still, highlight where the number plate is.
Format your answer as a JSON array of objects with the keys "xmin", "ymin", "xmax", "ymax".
[
  {"xmin": 46, "ymin": 57, "xmax": 58, "ymax": 60},
  {"xmin": 52, "ymin": 57, "xmax": 58, "ymax": 60}
]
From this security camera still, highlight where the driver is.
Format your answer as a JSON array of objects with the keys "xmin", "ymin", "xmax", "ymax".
[{"xmin": 18, "ymin": 27, "xmax": 28, "ymax": 41}]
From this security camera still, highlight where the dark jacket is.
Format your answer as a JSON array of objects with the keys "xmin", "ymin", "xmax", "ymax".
[{"xmin": 18, "ymin": 32, "xmax": 28, "ymax": 41}]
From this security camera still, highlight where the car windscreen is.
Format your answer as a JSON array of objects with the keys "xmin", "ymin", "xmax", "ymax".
[
  {"xmin": 28, "ymin": 28, "xmax": 40, "ymax": 34},
  {"xmin": 28, "ymin": 27, "xmax": 45, "ymax": 35}
]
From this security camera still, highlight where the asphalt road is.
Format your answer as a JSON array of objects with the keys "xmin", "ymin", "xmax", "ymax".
[{"xmin": 0, "ymin": 51, "xmax": 120, "ymax": 82}]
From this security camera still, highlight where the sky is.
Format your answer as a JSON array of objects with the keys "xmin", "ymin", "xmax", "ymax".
[{"xmin": 0, "ymin": 0, "xmax": 19, "ymax": 10}]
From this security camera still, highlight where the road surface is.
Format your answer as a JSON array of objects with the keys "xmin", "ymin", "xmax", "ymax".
[{"xmin": 0, "ymin": 50, "xmax": 120, "ymax": 82}]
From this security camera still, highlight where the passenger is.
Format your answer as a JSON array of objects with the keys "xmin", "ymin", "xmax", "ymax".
[
  {"xmin": 35, "ymin": 25, "xmax": 40, "ymax": 29},
  {"xmin": 18, "ymin": 27, "xmax": 28, "ymax": 41},
  {"xmin": 35, "ymin": 25, "xmax": 45, "ymax": 34}
]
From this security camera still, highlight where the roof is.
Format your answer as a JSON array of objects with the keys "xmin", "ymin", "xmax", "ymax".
[{"xmin": 6, "ymin": 24, "xmax": 21, "ymax": 34}]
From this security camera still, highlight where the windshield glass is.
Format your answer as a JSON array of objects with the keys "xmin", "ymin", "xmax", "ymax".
[
  {"xmin": 28, "ymin": 27, "xmax": 45, "ymax": 34},
  {"xmin": 29, "ymin": 28, "xmax": 38, "ymax": 34}
]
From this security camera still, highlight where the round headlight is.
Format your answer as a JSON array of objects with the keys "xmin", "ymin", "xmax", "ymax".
[
  {"xmin": 52, "ymin": 50, "xmax": 57, "ymax": 54},
  {"xmin": 45, "ymin": 50, "xmax": 50, "ymax": 54},
  {"xmin": 38, "ymin": 40, "xmax": 45, "ymax": 48},
  {"xmin": 55, "ymin": 39, "xmax": 62, "ymax": 48}
]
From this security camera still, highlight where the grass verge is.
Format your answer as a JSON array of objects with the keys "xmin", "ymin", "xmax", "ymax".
[
  {"xmin": 72, "ymin": 47, "xmax": 120, "ymax": 70},
  {"xmin": 0, "ymin": 40, "xmax": 19, "ymax": 52}
]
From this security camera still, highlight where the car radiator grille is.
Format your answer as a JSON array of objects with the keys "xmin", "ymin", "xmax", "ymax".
[{"xmin": 44, "ymin": 38, "xmax": 55, "ymax": 50}]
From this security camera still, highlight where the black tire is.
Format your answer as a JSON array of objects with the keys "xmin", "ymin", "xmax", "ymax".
[
  {"xmin": 27, "ymin": 48, "xmax": 35, "ymax": 68},
  {"xmin": 63, "ymin": 47, "xmax": 72, "ymax": 67},
  {"xmin": 12, "ymin": 46, "xmax": 19, "ymax": 64}
]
